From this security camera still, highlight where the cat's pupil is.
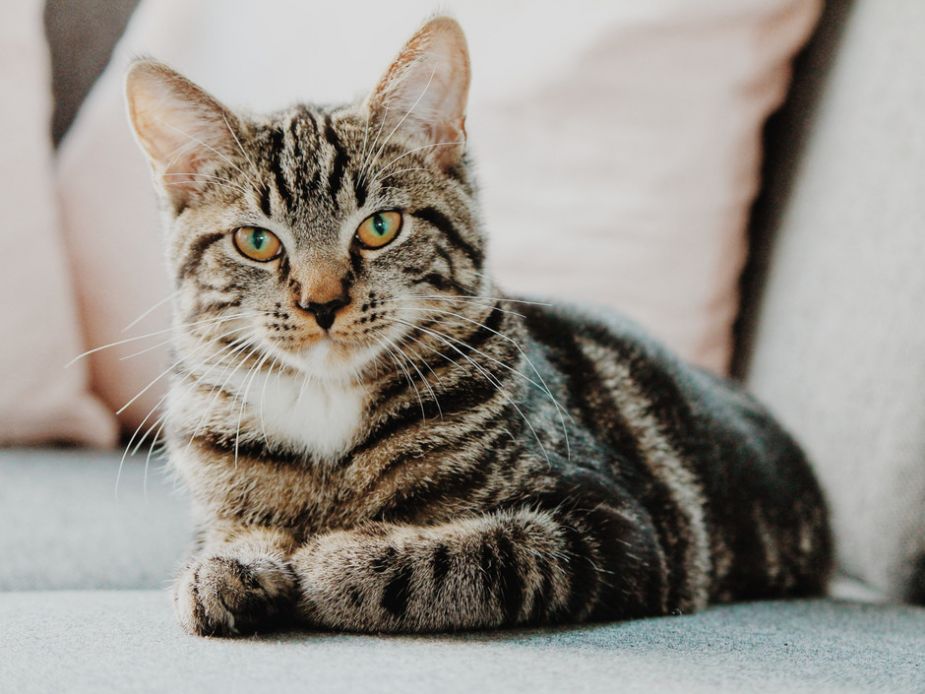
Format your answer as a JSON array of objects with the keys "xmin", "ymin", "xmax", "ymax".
[
  {"xmin": 252, "ymin": 230, "xmax": 266, "ymax": 249},
  {"xmin": 372, "ymin": 214, "xmax": 387, "ymax": 235}
]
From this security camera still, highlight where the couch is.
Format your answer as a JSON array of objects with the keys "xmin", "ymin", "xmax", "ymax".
[{"xmin": 2, "ymin": 1, "xmax": 923, "ymax": 692}]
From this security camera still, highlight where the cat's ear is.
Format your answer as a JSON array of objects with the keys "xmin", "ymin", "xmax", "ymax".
[
  {"xmin": 365, "ymin": 16, "xmax": 471, "ymax": 170},
  {"xmin": 125, "ymin": 59, "xmax": 241, "ymax": 211}
]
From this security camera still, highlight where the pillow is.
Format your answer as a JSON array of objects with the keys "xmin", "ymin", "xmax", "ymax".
[
  {"xmin": 0, "ymin": 0, "xmax": 116, "ymax": 447},
  {"xmin": 57, "ymin": 0, "xmax": 820, "ymax": 432}
]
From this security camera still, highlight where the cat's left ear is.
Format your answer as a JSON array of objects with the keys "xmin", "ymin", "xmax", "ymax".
[
  {"xmin": 125, "ymin": 59, "xmax": 242, "ymax": 211},
  {"xmin": 365, "ymin": 16, "xmax": 471, "ymax": 170}
]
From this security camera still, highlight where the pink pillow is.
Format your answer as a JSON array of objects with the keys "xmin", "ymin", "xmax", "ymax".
[
  {"xmin": 57, "ymin": 0, "xmax": 819, "ymax": 434},
  {"xmin": 0, "ymin": 0, "xmax": 116, "ymax": 446}
]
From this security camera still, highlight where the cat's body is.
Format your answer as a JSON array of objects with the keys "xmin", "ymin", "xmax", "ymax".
[{"xmin": 126, "ymin": 17, "xmax": 831, "ymax": 636}]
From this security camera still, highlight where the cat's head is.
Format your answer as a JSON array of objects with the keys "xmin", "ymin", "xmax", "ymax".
[{"xmin": 125, "ymin": 16, "xmax": 485, "ymax": 383}]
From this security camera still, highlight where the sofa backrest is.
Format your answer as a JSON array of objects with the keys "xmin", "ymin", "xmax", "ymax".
[{"xmin": 739, "ymin": 0, "xmax": 925, "ymax": 602}]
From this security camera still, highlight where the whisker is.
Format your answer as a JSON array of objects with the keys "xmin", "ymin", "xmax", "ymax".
[
  {"xmin": 185, "ymin": 339, "xmax": 263, "ymax": 451},
  {"xmin": 162, "ymin": 173, "xmax": 253, "ymax": 198},
  {"xmin": 258, "ymin": 355, "xmax": 283, "ymax": 445},
  {"xmin": 222, "ymin": 113, "xmax": 261, "ymax": 187},
  {"xmin": 385, "ymin": 331, "xmax": 443, "ymax": 420},
  {"xmin": 233, "ymin": 351, "xmax": 272, "ymax": 468},
  {"xmin": 366, "ymin": 141, "xmax": 464, "ymax": 191},
  {"xmin": 158, "ymin": 117, "xmax": 263, "ymax": 195},
  {"xmin": 66, "ymin": 311, "xmax": 267, "ymax": 367},
  {"xmin": 382, "ymin": 297, "xmax": 526, "ymax": 320},
  {"xmin": 115, "ymin": 327, "xmax": 253, "ymax": 495},
  {"xmin": 389, "ymin": 295, "xmax": 554, "ymax": 308},
  {"xmin": 392, "ymin": 331, "xmax": 447, "ymax": 404},
  {"xmin": 143, "ymin": 417, "xmax": 168, "ymax": 499},
  {"xmin": 385, "ymin": 317, "xmax": 551, "ymax": 465},
  {"xmin": 373, "ymin": 335, "xmax": 426, "ymax": 422},
  {"xmin": 116, "ymin": 388, "xmax": 171, "ymax": 498},
  {"xmin": 361, "ymin": 65, "xmax": 438, "ymax": 185},
  {"xmin": 122, "ymin": 290, "xmax": 179, "ymax": 333},
  {"xmin": 398, "ymin": 305, "xmax": 573, "ymax": 460}
]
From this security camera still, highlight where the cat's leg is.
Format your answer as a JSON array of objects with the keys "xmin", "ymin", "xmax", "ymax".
[
  {"xmin": 173, "ymin": 522, "xmax": 299, "ymax": 636},
  {"xmin": 291, "ymin": 504, "xmax": 669, "ymax": 633}
]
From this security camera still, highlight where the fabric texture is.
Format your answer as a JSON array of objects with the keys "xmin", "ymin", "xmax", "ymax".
[
  {"xmin": 1, "ymin": 591, "xmax": 923, "ymax": 693},
  {"xmin": 0, "ymin": 448, "xmax": 189, "ymax": 591},
  {"xmin": 55, "ymin": 0, "xmax": 820, "ymax": 432},
  {"xmin": 0, "ymin": 0, "xmax": 116, "ymax": 446},
  {"xmin": 744, "ymin": 0, "xmax": 925, "ymax": 602}
]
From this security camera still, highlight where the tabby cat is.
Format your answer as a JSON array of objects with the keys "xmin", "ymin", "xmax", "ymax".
[{"xmin": 124, "ymin": 16, "xmax": 831, "ymax": 636}]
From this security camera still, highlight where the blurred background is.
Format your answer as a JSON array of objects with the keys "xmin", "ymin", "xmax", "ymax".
[{"xmin": 1, "ymin": 0, "xmax": 923, "ymax": 607}]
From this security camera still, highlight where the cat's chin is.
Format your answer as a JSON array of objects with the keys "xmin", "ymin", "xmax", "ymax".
[{"xmin": 266, "ymin": 335, "xmax": 381, "ymax": 385}]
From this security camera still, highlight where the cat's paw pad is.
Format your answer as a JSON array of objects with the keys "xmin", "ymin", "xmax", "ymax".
[{"xmin": 173, "ymin": 555, "xmax": 297, "ymax": 636}]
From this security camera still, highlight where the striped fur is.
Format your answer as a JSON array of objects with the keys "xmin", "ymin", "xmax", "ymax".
[{"xmin": 125, "ymin": 17, "xmax": 832, "ymax": 636}]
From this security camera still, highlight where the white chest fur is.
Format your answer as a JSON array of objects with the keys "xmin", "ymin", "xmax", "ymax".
[{"xmin": 240, "ymin": 370, "xmax": 366, "ymax": 460}]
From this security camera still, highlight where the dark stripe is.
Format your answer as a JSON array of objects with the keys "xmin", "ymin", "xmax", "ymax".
[
  {"xmin": 522, "ymin": 306, "xmax": 690, "ymax": 610},
  {"xmin": 381, "ymin": 562, "xmax": 413, "ymax": 618},
  {"xmin": 194, "ymin": 428, "xmax": 309, "ymax": 467},
  {"xmin": 495, "ymin": 533, "xmax": 524, "ymax": 624},
  {"xmin": 190, "ymin": 565, "xmax": 209, "ymax": 633},
  {"xmin": 353, "ymin": 354, "xmax": 508, "ymax": 457},
  {"xmin": 178, "ymin": 232, "xmax": 225, "ymax": 280},
  {"xmin": 479, "ymin": 540, "xmax": 498, "ymax": 601},
  {"xmin": 411, "ymin": 207, "xmax": 483, "ymax": 268},
  {"xmin": 456, "ymin": 302, "xmax": 506, "ymax": 354},
  {"xmin": 434, "ymin": 244, "xmax": 457, "ymax": 277},
  {"xmin": 431, "ymin": 544, "xmax": 452, "ymax": 594},
  {"xmin": 197, "ymin": 297, "xmax": 243, "ymax": 314},
  {"xmin": 528, "ymin": 556, "xmax": 557, "ymax": 625},
  {"xmin": 270, "ymin": 126, "xmax": 292, "ymax": 212},
  {"xmin": 349, "ymin": 247, "xmax": 363, "ymax": 277},
  {"xmin": 375, "ymin": 453, "xmax": 490, "ymax": 522},
  {"xmin": 353, "ymin": 174, "xmax": 368, "ymax": 208},
  {"xmin": 562, "ymin": 521, "xmax": 598, "ymax": 619},
  {"xmin": 324, "ymin": 115, "xmax": 348, "ymax": 207},
  {"xmin": 289, "ymin": 115, "xmax": 303, "ymax": 165},
  {"xmin": 278, "ymin": 254, "xmax": 292, "ymax": 283},
  {"xmin": 373, "ymin": 420, "xmax": 519, "ymax": 524},
  {"xmin": 258, "ymin": 185, "xmax": 272, "ymax": 217},
  {"xmin": 412, "ymin": 272, "xmax": 469, "ymax": 295},
  {"xmin": 370, "ymin": 546, "xmax": 397, "ymax": 574},
  {"xmin": 375, "ymin": 304, "xmax": 504, "ymax": 407},
  {"xmin": 292, "ymin": 109, "xmax": 322, "ymax": 192}
]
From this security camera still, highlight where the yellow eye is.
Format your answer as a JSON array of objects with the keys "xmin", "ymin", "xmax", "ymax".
[
  {"xmin": 356, "ymin": 211, "xmax": 403, "ymax": 249},
  {"xmin": 233, "ymin": 226, "xmax": 282, "ymax": 261}
]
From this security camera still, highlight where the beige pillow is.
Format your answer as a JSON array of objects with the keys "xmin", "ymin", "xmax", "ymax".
[
  {"xmin": 57, "ymin": 0, "xmax": 819, "ymax": 433},
  {"xmin": 0, "ymin": 0, "xmax": 116, "ymax": 446}
]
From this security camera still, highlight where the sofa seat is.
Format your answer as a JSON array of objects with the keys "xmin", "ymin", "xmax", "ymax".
[
  {"xmin": 2, "ymin": 592, "xmax": 923, "ymax": 693},
  {"xmin": 2, "ymin": 449, "xmax": 924, "ymax": 692}
]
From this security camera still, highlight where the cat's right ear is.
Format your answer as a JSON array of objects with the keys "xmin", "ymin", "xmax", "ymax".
[
  {"xmin": 125, "ymin": 59, "xmax": 240, "ymax": 211},
  {"xmin": 365, "ymin": 16, "xmax": 471, "ymax": 171}
]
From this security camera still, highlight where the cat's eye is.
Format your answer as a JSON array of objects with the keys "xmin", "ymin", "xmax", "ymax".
[
  {"xmin": 355, "ymin": 211, "xmax": 403, "ymax": 249},
  {"xmin": 233, "ymin": 226, "xmax": 283, "ymax": 262}
]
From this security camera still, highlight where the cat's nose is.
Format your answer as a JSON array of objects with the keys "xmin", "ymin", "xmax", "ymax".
[{"xmin": 298, "ymin": 295, "xmax": 350, "ymax": 331}]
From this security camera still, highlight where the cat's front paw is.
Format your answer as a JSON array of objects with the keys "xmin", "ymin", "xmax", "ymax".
[{"xmin": 173, "ymin": 555, "xmax": 297, "ymax": 636}]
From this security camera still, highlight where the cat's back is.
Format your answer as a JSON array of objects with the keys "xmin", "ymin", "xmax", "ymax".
[
  {"xmin": 519, "ymin": 298, "xmax": 809, "ymax": 477},
  {"xmin": 520, "ymin": 298, "xmax": 832, "ymax": 599}
]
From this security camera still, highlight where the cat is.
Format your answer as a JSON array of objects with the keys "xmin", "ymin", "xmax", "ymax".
[{"xmin": 124, "ymin": 15, "xmax": 832, "ymax": 636}]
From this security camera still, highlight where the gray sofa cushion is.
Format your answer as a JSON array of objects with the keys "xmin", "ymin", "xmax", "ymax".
[
  {"xmin": 742, "ymin": 0, "xmax": 925, "ymax": 601},
  {"xmin": 0, "ymin": 448, "xmax": 189, "ymax": 590},
  {"xmin": 2, "ymin": 592, "xmax": 923, "ymax": 693}
]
